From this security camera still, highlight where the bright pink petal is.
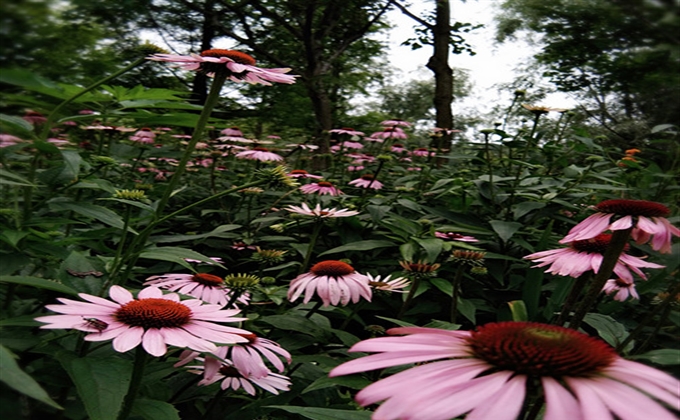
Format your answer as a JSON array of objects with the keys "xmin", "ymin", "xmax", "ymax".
[
  {"xmin": 111, "ymin": 326, "xmax": 144, "ymax": 353},
  {"xmin": 142, "ymin": 328, "xmax": 167, "ymax": 356}
]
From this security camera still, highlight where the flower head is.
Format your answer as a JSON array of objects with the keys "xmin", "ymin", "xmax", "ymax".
[
  {"xmin": 329, "ymin": 127, "xmax": 364, "ymax": 137},
  {"xmin": 221, "ymin": 126, "xmax": 243, "ymax": 137},
  {"xmin": 399, "ymin": 260, "xmax": 441, "ymax": 276},
  {"xmin": 0, "ymin": 134, "xmax": 25, "ymax": 148},
  {"xmin": 288, "ymin": 169, "xmax": 323, "ymax": 179},
  {"xmin": 129, "ymin": 127, "xmax": 156, "ymax": 144},
  {"xmin": 525, "ymin": 234, "xmax": 664, "ymax": 281},
  {"xmin": 411, "ymin": 147, "xmax": 433, "ymax": 157},
  {"xmin": 299, "ymin": 181, "xmax": 343, "ymax": 196},
  {"xmin": 367, "ymin": 273, "xmax": 410, "ymax": 293},
  {"xmin": 380, "ymin": 119, "xmax": 411, "ymax": 128},
  {"xmin": 560, "ymin": 199, "xmax": 679, "ymax": 253},
  {"xmin": 435, "ymin": 231, "xmax": 479, "ymax": 242},
  {"xmin": 35, "ymin": 286, "xmax": 250, "ymax": 357},
  {"xmin": 285, "ymin": 202, "xmax": 359, "ymax": 218},
  {"xmin": 144, "ymin": 273, "xmax": 239, "ymax": 307},
  {"xmin": 148, "ymin": 49, "xmax": 297, "ymax": 85},
  {"xmin": 288, "ymin": 260, "xmax": 372, "ymax": 307},
  {"xmin": 603, "ymin": 278, "xmax": 640, "ymax": 301},
  {"xmin": 330, "ymin": 322, "xmax": 680, "ymax": 420},
  {"xmin": 235, "ymin": 147, "xmax": 283, "ymax": 162},
  {"xmin": 349, "ymin": 174, "xmax": 384, "ymax": 190}
]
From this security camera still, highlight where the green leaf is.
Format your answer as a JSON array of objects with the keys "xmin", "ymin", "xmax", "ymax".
[
  {"xmin": 458, "ymin": 298, "xmax": 476, "ymax": 324},
  {"xmin": 318, "ymin": 240, "xmax": 395, "ymax": 256},
  {"xmin": 150, "ymin": 224, "xmax": 241, "ymax": 243},
  {"xmin": 629, "ymin": 349, "xmax": 680, "ymax": 365},
  {"xmin": 399, "ymin": 242, "xmax": 416, "ymax": 262},
  {"xmin": 489, "ymin": 220, "xmax": 522, "ymax": 242},
  {"xmin": 259, "ymin": 315, "xmax": 329, "ymax": 339},
  {"xmin": 650, "ymin": 124, "xmax": 676, "ymax": 134},
  {"xmin": 60, "ymin": 356, "xmax": 132, "ymax": 420},
  {"xmin": 507, "ymin": 300, "xmax": 528, "ymax": 322},
  {"xmin": 512, "ymin": 202, "xmax": 546, "ymax": 220},
  {"xmin": 429, "ymin": 277, "xmax": 453, "ymax": 296},
  {"xmin": 0, "ymin": 315, "xmax": 41, "ymax": 327},
  {"xmin": 374, "ymin": 316, "xmax": 416, "ymax": 328},
  {"xmin": 131, "ymin": 399, "xmax": 181, "ymax": 420},
  {"xmin": 0, "ymin": 275, "xmax": 78, "ymax": 295},
  {"xmin": 0, "ymin": 168, "xmax": 38, "ymax": 187},
  {"xmin": 0, "ymin": 113, "xmax": 34, "ymax": 133},
  {"xmin": 582, "ymin": 313, "xmax": 630, "ymax": 348},
  {"xmin": 302, "ymin": 375, "xmax": 372, "ymax": 394},
  {"xmin": 50, "ymin": 201, "xmax": 137, "ymax": 233},
  {"xmin": 0, "ymin": 230, "xmax": 30, "ymax": 248},
  {"xmin": 0, "ymin": 345, "xmax": 63, "ymax": 409},
  {"xmin": 139, "ymin": 247, "xmax": 226, "ymax": 271},
  {"xmin": 413, "ymin": 238, "xmax": 444, "ymax": 262},
  {"xmin": 268, "ymin": 406, "xmax": 371, "ymax": 420}
]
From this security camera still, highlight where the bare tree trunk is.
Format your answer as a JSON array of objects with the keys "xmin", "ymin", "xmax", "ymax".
[
  {"xmin": 191, "ymin": 0, "xmax": 216, "ymax": 105},
  {"xmin": 426, "ymin": 0, "xmax": 454, "ymax": 153}
]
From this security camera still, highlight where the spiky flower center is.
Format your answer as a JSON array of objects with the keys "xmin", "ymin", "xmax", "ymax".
[
  {"xmin": 200, "ymin": 49, "xmax": 256, "ymax": 65},
  {"xmin": 318, "ymin": 181, "xmax": 333, "ymax": 188},
  {"xmin": 237, "ymin": 332, "xmax": 258, "ymax": 343},
  {"xmin": 596, "ymin": 199, "xmax": 669, "ymax": 217},
  {"xmin": 615, "ymin": 278, "xmax": 632, "ymax": 287},
  {"xmin": 570, "ymin": 233, "xmax": 629, "ymax": 253},
  {"xmin": 369, "ymin": 281, "xmax": 389, "ymax": 288},
  {"xmin": 399, "ymin": 260, "xmax": 440, "ymax": 273},
  {"xmin": 115, "ymin": 298, "xmax": 192, "ymax": 328},
  {"xmin": 310, "ymin": 261, "xmax": 354, "ymax": 277},
  {"xmin": 468, "ymin": 322, "xmax": 616, "ymax": 376},
  {"xmin": 218, "ymin": 365, "xmax": 243, "ymax": 377},
  {"xmin": 192, "ymin": 273, "xmax": 224, "ymax": 287},
  {"xmin": 415, "ymin": 148, "xmax": 428, "ymax": 152},
  {"xmin": 360, "ymin": 174, "xmax": 375, "ymax": 181},
  {"xmin": 224, "ymin": 274, "xmax": 260, "ymax": 288},
  {"xmin": 253, "ymin": 147, "xmax": 269, "ymax": 152},
  {"xmin": 393, "ymin": 143, "xmax": 404, "ymax": 148},
  {"xmin": 290, "ymin": 169, "xmax": 309, "ymax": 175}
]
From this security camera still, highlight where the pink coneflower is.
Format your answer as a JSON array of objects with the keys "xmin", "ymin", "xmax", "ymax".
[
  {"xmin": 82, "ymin": 123, "xmax": 115, "ymax": 130},
  {"xmin": 340, "ymin": 140, "xmax": 364, "ymax": 150},
  {"xmin": 171, "ymin": 134, "xmax": 192, "ymax": 139},
  {"xmin": 285, "ymin": 202, "xmax": 359, "ymax": 218},
  {"xmin": 349, "ymin": 174, "xmax": 384, "ymax": 190},
  {"xmin": 129, "ymin": 128, "xmax": 156, "ymax": 144},
  {"xmin": 330, "ymin": 322, "xmax": 680, "ymax": 420},
  {"xmin": 288, "ymin": 169, "xmax": 323, "ymax": 179},
  {"xmin": 365, "ymin": 134, "xmax": 385, "ymax": 143},
  {"xmin": 23, "ymin": 110, "xmax": 47, "ymax": 124},
  {"xmin": 288, "ymin": 260, "xmax": 372, "ymax": 307},
  {"xmin": 560, "ymin": 199, "xmax": 679, "ymax": 254},
  {"xmin": 0, "ymin": 134, "xmax": 24, "ymax": 148},
  {"xmin": 47, "ymin": 137, "xmax": 70, "ymax": 147},
  {"xmin": 232, "ymin": 241, "xmax": 257, "ymax": 251},
  {"xmin": 179, "ymin": 350, "xmax": 291, "ymax": 395},
  {"xmin": 371, "ymin": 127, "xmax": 408, "ymax": 140},
  {"xmin": 79, "ymin": 109, "xmax": 96, "ymax": 115},
  {"xmin": 412, "ymin": 147, "xmax": 433, "ymax": 157},
  {"xmin": 184, "ymin": 257, "xmax": 223, "ymax": 265},
  {"xmin": 177, "ymin": 332, "xmax": 291, "ymax": 379},
  {"xmin": 299, "ymin": 181, "xmax": 342, "ymax": 196},
  {"xmin": 603, "ymin": 278, "xmax": 640, "ymax": 301},
  {"xmin": 329, "ymin": 127, "xmax": 364, "ymax": 137},
  {"xmin": 367, "ymin": 273, "xmax": 410, "ymax": 293},
  {"xmin": 221, "ymin": 126, "xmax": 243, "ymax": 137},
  {"xmin": 381, "ymin": 119, "xmax": 411, "ymax": 127},
  {"xmin": 235, "ymin": 147, "xmax": 283, "ymax": 162},
  {"xmin": 390, "ymin": 143, "xmax": 407, "ymax": 153},
  {"xmin": 434, "ymin": 232, "xmax": 479, "ymax": 242},
  {"xmin": 34, "ymin": 285, "xmax": 251, "ymax": 357},
  {"xmin": 143, "ymin": 273, "xmax": 249, "ymax": 307},
  {"xmin": 149, "ymin": 49, "xmax": 297, "ymax": 85},
  {"xmin": 347, "ymin": 165, "xmax": 365, "ymax": 172},
  {"xmin": 524, "ymin": 234, "xmax": 664, "ymax": 281}
]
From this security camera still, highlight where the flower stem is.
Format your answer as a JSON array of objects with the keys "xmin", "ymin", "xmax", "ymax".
[
  {"xmin": 566, "ymin": 228, "xmax": 633, "ymax": 330},
  {"xmin": 298, "ymin": 219, "xmax": 323, "ymax": 275},
  {"xmin": 39, "ymin": 57, "xmax": 147, "ymax": 142},
  {"xmin": 398, "ymin": 275, "xmax": 421, "ymax": 319},
  {"xmin": 305, "ymin": 300, "xmax": 324, "ymax": 319},
  {"xmin": 553, "ymin": 272, "xmax": 592, "ymax": 326},
  {"xmin": 450, "ymin": 266, "xmax": 465, "ymax": 323},
  {"xmin": 117, "ymin": 346, "xmax": 147, "ymax": 420}
]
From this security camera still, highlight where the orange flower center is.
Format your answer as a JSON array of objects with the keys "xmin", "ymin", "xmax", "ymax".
[
  {"xmin": 115, "ymin": 298, "xmax": 192, "ymax": 329},
  {"xmin": 192, "ymin": 273, "xmax": 224, "ymax": 287},
  {"xmin": 200, "ymin": 49, "xmax": 256, "ymax": 65},
  {"xmin": 290, "ymin": 169, "xmax": 309, "ymax": 175},
  {"xmin": 467, "ymin": 322, "xmax": 616, "ymax": 376},
  {"xmin": 237, "ymin": 332, "xmax": 258, "ymax": 343},
  {"xmin": 317, "ymin": 181, "xmax": 333, "ymax": 188},
  {"xmin": 596, "ymin": 199, "xmax": 669, "ymax": 218},
  {"xmin": 360, "ymin": 174, "xmax": 375, "ymax": 180},
  {"xmin": 310, "ymin": 260, "xmax": 354, "ymax": 277},
  {"xmin": 253, "ymin": 147, "xmax": 269, "ymax": 152}
]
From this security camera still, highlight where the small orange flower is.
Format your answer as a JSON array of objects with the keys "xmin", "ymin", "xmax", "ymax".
[{"xmin": 625, "ymin": 148, "xmax": 641, "ymax": 155}]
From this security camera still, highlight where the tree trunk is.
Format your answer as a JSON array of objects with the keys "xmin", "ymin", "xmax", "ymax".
[
  {"xmin": 304, "ymin": 77, "xmax": 333, "ymax": 170},
  {"xmin": 426, "ymin": 0, "xmax": 454, "ymax": 153},
  {"xmin": 190, "ymin": 0, "xmax": 216, "ymax": 105}
]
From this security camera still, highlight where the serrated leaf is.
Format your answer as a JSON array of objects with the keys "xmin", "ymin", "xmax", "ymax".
[
  {"xmin": 61, "ymin": 356, "xmax": 132, "ymax": 420},
  {"xmin": 0, "ymin": 345, "xmax": 63, "ymax": 409},
  {"xmin": 318, "ymin": 240, "xmax": 395, "ymax": 256},
  {"xmin": 268, "ymin": 406, "xmax": 371, "ymax": 420},
  {"xmin": 0, "ymin": 275, "xmax": 78, "ymax": 295}
]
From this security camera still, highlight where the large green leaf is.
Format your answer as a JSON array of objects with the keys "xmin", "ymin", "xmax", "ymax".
[
  {"xmin": 582, "ymin": 313, "xmax": 631, "ymax": 349},
  {"xmin": 0, "ymin": 113, "xmax": 34, "ymax": 134},
  {"xmin": 131, "ymin": 399, "xmax": 181, "ymax": 420},
  {"xmin": 413, "ymin": 238, "xmax": 444, "ymax": 262},
  {"xmin": 149, "ymin": 224, "xmax": 241, "ymax": 243},
  {"xmin": 629, "ymin": 349, "xmax": 680, "ymax": 365},
  {"xmin": 302, "ymin": 375, "xmax": 372, "ymax": 394},
  {"xmin": 268, "ymin": 406, "xmax": 371, "ymax": 420},
  {"xmin": 0, "ymin": 168, "xmax": 38, "ymax": 187},
  {"xmin": 60, "ymin": 356, "xmax": 133, "ymax": 420},
  {"xmin": 139, "ymin": 247, "xmax": 226, "ymax": 271},
  {"xmin": 259, "ymin": 315, "xmax": 329, "ymax": 340},
  {"xmin": 318, "ymin": 240, "xmax": 395, "ymax": 256},
  {"xmin": 0, "ymin": 345, "xmax": 63, "ymax": 409},
  {"xmin": 489, "ymin": 220, "xmax": 522, "ymax": 242},
  {"xmin": 0, "ymin": 275, "xmax": 78, "ymax": 295},
  {"xmin": 49, "ymin": 201, "xmax": 137, "ymax": 233}
]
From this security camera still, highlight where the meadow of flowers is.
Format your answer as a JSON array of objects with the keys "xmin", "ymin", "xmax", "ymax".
[{"xmin": 1, "ymin": 49, "xmax": 678, "ymax": 420}]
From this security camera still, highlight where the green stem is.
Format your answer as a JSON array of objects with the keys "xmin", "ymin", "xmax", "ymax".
[
  {"xmin": 450, "ymin": 266, "xmax": 465, "ymax": 323},
  {"xmin": 154, "ymin": 70, "xmax": 228, "ymax": 218},
  {"xmin": 567, "ymin": 228, "xmax": 633, "ymax": 330},
  {"xmin": 117, "ymin": 346, "xmax": 147, "ymax": 420},
  {"xmin": 398, "ymin": 275, "xmax": 421, "ymax": 319},
  {"xmin": 298, "ymin": 219, "xmax": 323, "ymax": 275},
  {"xmin": 340, "ymin": 301, "xmax": 366, "ymax": 330},
  {"xmin": 553, "ymin": 272, "xmax": 592, "ymax": 326},
  {"xmin": 104, "ymin": 205, "xmax": 133, "ymax": 290},
  {"xmin": 39, "ymin": 57, "xmax": 147, "ymax": 142},
  {"xmin": 305, "ymin": 300, "xmax": 324, "ymax": 319}
]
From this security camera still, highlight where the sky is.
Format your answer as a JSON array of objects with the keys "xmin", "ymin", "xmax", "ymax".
[{"xmin": 380, "ymin": 0, "xmax": 578, "ymax": 115}]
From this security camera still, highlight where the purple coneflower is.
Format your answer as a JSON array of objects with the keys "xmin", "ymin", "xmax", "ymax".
[
  {"xmin": 129, "ymin": 128, "xmax": 156, "ymax": 144},
  {"xmin": 285, "ymin": 202, "xmax": 359, "ymax": 218},
  {"xmin": 603, "ymin": 278, "xmax": 640, "ymax": 301},
  {"xmin": 524, "ymin": 234, "xmax": 664, "ymax": 281},
  {"xmin": 371, "ymin": 127, "xmax": 407, "ymax": 140},
  {"xmin": 412, "ymin": 147, "xmax": 433, "ymax": 157},
  {"xmin": 288, "ymin": 260, "xmax": 372, "ymax": 307},
  {"xmin": 35, "ymin": 286, "xmax": 250, "ymax": 357},
  {"xmin": 434, "ymin": 232, "xmax": 479, "ymax": 242},
  {"xmin": 299, "ymin": 181, "xmax": 343, "ymax": 196},
  {"xmin": 235, "ymin": 147, "xmax": 283, "ymax": 162},
  {"xmin": 0, "ymin": 134, "xmax": 24, "ymax": 148},
  {"xmin": 330, "ymin": 322, "xmax": 680, "ymax": 420},
  {"xmin": 381, "ymin": 119, "xmax": 411, "ymax": 127},
  {"xmin": 288, "ymin": 169, "xmax": 323, "ymax": 179},
  {"xmin": 560, "ymin": 199, "xmax": 679, "ymax": 254},
  {"xmin": 367, "ymin": 273, "xmax": 410, "ymax": 293},
  {"xmin": 349, "ymin": 174, "xmax": 384, "ymax": 190},
  {"xmin": 221, "ymin": 126, "xmax": 243, "ymax": 137},
  {"xmin": 144, "ymin": 273, "xmax": 248, "ymax": 307},
  {"xmin": 329, "ymin": 127, "xmax": 365, "ymax": 137}
]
